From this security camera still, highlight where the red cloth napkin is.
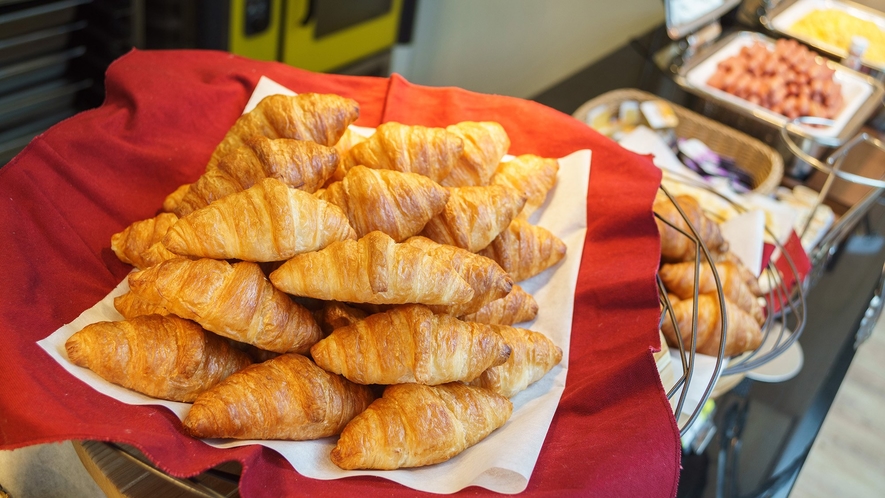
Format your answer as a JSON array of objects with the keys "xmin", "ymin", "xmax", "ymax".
[{"xmin": 0, "ymin": 49, "xmax": 678, "ymax": 497}]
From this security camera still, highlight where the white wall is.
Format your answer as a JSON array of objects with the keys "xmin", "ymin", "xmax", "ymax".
[{"xmin": 392, "ymin": 0, "xmax": 664, "ymax": 98}]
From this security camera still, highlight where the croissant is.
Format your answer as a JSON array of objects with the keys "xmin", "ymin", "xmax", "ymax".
[
  {"xmin": 327, "ymin": 127, "xmax": 368, "ymax": 185},
  {"xmin": 111, "ymin": 213, "xmax": 180, "ymax": 269},
  {"xmin": 162, "ymin": 183, "xmax": 191, "ymax": 213},
  {"xmin": 318, "ymin": 165, "xmax": 449, "ymax": 241},
  {"xmin": 441, "ymin": 121, "xmax": 510, "ymax": 187},
  {"xmin": 659, "ymin": 261, "xmax": 765, "ymax": 324},
  {"xmin": 660, "ymin": 293, "xmax": 762, "ymax": 357},
  {"xmin": 403, "ymin": 236, "xmax": 513, "ymax": 316},
  {"xmin": 183, "ymin": 353, "xmax": 374, "ymax": 440},
  {"xmin": 470, "ymin": 326, "xmax": 562, "ymax": 398},
  {"xmin": 331, "ymin": 382, "xmax": 512, "ymax": 470},
  {"xmin": 204, "ymin": 93, "xmax": 359, "ymax": 173},
  {"xmin": 490, "ymin": 154, "xmax": 559, "ymax": 219},
  {"xmin": 163, "ymin": 177, "xmax": 356, "ymax": 262},
  {"xmin": 654, "ymin": 193, "xmax": 726, "ymax": 263},
  {"xmin": 313, "ymin": 301, "xmax": 369, "ymax": 337},
  {"xmin": 341, "ymin": 122, "xmax": 463, "ymax": 182},
  {"xmin": 173, "ymin": 137, "xmax": 340, "ymax": 217},
  {"xmin": 420, "ymin": 184, "xmax": 527, "ymax": 252},
  {"xmin": 310, "ymin": 304, "xmax": 511, "ymax": 385},
  {"xmin": 65, "ymin": 314, "xmax": 252, "ymax": 402},
  {"xmin": 715, "ymin": 250, "xmax": 763, "ymax": 296},
  {"xmin": 269, "ymin": 231, "xmax": 474, "ymax": 306},
  {"xmin": 478, "ymin": 217, "xmax": 567, "ymax": 282},
  {"xmin": 128, "ymin": 258, "xmax": 323, "ymax": 354},
  {"xmin": 460, "ymin": 284, "xmax": 538, "ymax": 325},
  {"xmin": 113, "ymin": 290, "xmax": 170, "ymax": 319}
]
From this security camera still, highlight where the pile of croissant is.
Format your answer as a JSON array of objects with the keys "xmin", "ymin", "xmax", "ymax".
[
  {"xmin": 654, "ymin": 192, "xmax": 765, "ymax": 357},
  {"xmin": 65, "ymin": 92, "xmax": 567, "ymax": 470}
]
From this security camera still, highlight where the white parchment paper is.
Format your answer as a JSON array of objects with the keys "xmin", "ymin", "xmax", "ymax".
[{"xmin": 38, "ymin": 77, "xmax": 592, "ymax": 494}]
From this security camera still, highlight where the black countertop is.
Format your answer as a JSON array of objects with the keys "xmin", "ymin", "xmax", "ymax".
[{"xmin": 529, "ymin": 19, "xmax": 885, "ymax": 498}]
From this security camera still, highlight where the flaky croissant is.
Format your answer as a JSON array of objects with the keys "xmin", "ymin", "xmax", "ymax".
[
  {"xmin": 460, "ymin": 284, "xmax": 538, "ymax": 325},
  {"xmin": 111, "ymin": 213, "xmax": 180, "ymax": 269},
  {"xmin": 659, "ymin": 261, "xmax": 765, "ymax": 324},
  {"xmin": 490, "ymin": 154, "xmax": 559, "ymax": 220},
  {"xmin": 113, "ymin": 290, "xmax": 170, "ymax": 319},
  {"xmin": 173, "ymin": 137, "xmax": 339, "ymax": 217},
  {"xmin": 442, "ymin": 121, "xmax": 510, "ymax": 187},
  {"xmin": 403, "ymin": 236, "xmax": 512, "ymax": 316},
  {"xmin": 183, "ymin": 353, "xmax": 375, "ymax": 440},
  {"xmin": 313, "ymin": 301, "xmax": 369, "ymax": 337},
  {"xmin": 715, "ymin": 250, "xmax": 764, "ymax": 296},
  {"xmin": 310, "ymin": 304, "xmax": 511, "ymax": 385},
  {"xmin": 654, "ymin": 193, "xmax": 727, "ymax": 263},
  {"xmin": 204, "ymin": 93, "xmax": 359, "ymax": 173},
  {"xmin": 269, "ymin": 231, "xmax": 474, "ymax": 306},
  {"xmin": 128, "ymin": 258, "xmax": 323, "ymax": 354},
  {"xmin": 163, "ymin": 177, "xmax": 356, "ymax": 262},
  {"xmin": 318, "ymin": 165, "xmax": 448, "ymax": 241},
  {"xmin": 327, "ymin": 127, "xmax": 368, "ymax": 185},
  {"xmin": 478, "ymin": 217, "xmax": 567, "ymax": 282},
  {"xmin": 331, "ymin": 382, "xmax": 513, "ymax": 470},
  {"xmin": 660, "ymin": 293, "xmax": 762, "ymax": 357},
  {"xmin": 163, "ymin": 183, "xmax": 191, "ymax": 213},
  {"xmin": 65, "ymin": 314, "xmax": 252, "ymax": 402},
  {"xmin": 470, "ymin": 326, "xmax": 562, "ymax": 398},
  {"xmin": 420, "ymin": 184, "xmax": 527, "ymax": 252},
  {"xmin": 341, "ymin": 121, "xmax": 464, "ymax": 182}
]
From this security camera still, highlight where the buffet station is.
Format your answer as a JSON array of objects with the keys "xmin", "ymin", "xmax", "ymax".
[{"xmin": 2, "ymin": 1, "xmax": 885, "ymax": 497}]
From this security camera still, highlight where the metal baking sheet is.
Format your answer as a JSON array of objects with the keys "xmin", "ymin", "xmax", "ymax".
[
  {"xmin": 680, "ymin": 31, "xmax": 883, "ymax": 142},
  {"xmin": 767, "ymin": 0, "xmax": 885, "ymax": 71}
]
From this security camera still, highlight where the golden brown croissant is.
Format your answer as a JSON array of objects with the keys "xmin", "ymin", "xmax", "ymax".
[
  {"xmin": 183, "ymin": 353, "xmax": 375, "ymax": 440},
  {"xmin": 162, "ymin": 183, "xmax": 191, "ymax": 213},
  {"xmin": 470, "ymin": 326, "xmax": 562, "ymax": 398},
  {"xmin": 331, "ymin": 382, "xmax": 512, "ymax": 470},
  {"xmin": 715, "ymin": 250, "xmax": 763, "ymax": 297},
  {"xmin": 419, "ymin": 184, "xmax": 527, "ymax": 252},
  {"xmin": 478, "ymin": 217, "xmax": 567, "ymax": 282},
  {"xmin": 128, "ymin": 258, "xmax": 323, "ymax": 354},
  {"xmin": 111, "ymin": 213, "xmax": 180, "ymax": 269},
  {"xmin": 65, "ymin": 314, "xmax": 252, "ymax": 402},
  {"xmin": 341, "ymin": 121, "xmax": 463, "ymax": 182},
  {"xmin": 310, "ymin": 304, "xmax": 511, "ymax": 385},
  {"xmin": 163, "ymin": 177, "xmax": 356, "ymax": 262},
  {"xmin": 442, "ymin": 121, "xmax": 510, "ymax": 187},
  {"xmin": 204, "ymin": 93, "xmax": 359, "ymax": 173},
  {"xmin": 313, "ymin": 301, "xmax": 369, "ymax": 337},
  {"xmin": 660, "ymin": 293, "xmax": 762, "ymax": 357},
  {"xmin": 659, "ymin": 261, "xmax": 765, "ymax": 324},
  {"xmin": 269, "ymin": 231, "xmax": 474, "ymax": 306},
  {"xmin": 490, "ymin": 154, "xmax": 559, "ymax": 219},
  {"xmin": 327, "ymin": 127, "xmax": 368, "ymax": 185},
  {"xmin": 460, "ymin": 284, "xmax": 538, "ymax": 325},
  {"xmin": 318, "ymin": 165, "xmax": 449, "ymax": 241},
  {"xmin": 173, "ymin": 137, "xmax": 340, "ymax": 217},
  {"xmin": 654, "ymin": 193, "xmax": 727, "ymax": 263},
  {"xmin": 113, "ymin": 290, "xmax": 170, "ymax": 319},
  {"xmin": 403, "ymin": 236, "xmax": 512, "ymax": 316}
]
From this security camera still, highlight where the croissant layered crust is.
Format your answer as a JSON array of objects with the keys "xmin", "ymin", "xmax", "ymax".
[
  {"xmin": 163, "ymin": 177, "xmax": 356, "ymax": 262},
  {"xmin": 183, "ymin": 353, "xmax": 375, "ymax": 440},
  {"xmin": 420, "ymin": 184, "xmax": 527, "ymax": 253},
  {"xmin": 470, "ymin": 326, "xmax": 562, "ymax": 398},
  {"xmin": 127, "ymin": 258, "xmax": 323, "ymax": 354},
  {"xmin": 660, "ymin": 293, "xmax": 763, "ymax": 357},
  {"xmin": 459, "ymin": 284, "xmax": 538, "ymax": 325},
  {"xmin": 173, "ymin": 137, "xmax": 340, "ymax": 217},
  {"xmin": 659, "ymin": 261, "xmax": 765, "ymax": 325},
  {"xmin": 342, "ymin": 121, "xmax": 464, "ymax": 182},
  {"xmin": 331, "ymin": 382, "xmax": 513, "ymax": 470},
  {"xmin": 310, "ymin": 304, "xmax": 512, "ymax": 385},
  {"xmin": 269, "ymin": 231, "xmax": 474, "ymax": 306},
  {"xmin": 654, "ymin": 193, "xmax": 727, "ymax": 263},
  {"xmin": 65, "ymin": 314, "xmax": 252, "ymax": 402},
  {"xmin": 490, "ymin": 154, "xmax": 559, "ymax": 220},
  {"xmin": 319, "ymin": 165, "xmax": 449, "ymax": 241},
  {"xmin": 442, "ymin": 121, "xmax": 511, "ymax": 187},
  {"xmin": 111, "ymin": 213, "xmax": 180, "ymax": 269},
  {"xmin": 478, "ymin": 217, "xmax": 567, "ymax": 282}
]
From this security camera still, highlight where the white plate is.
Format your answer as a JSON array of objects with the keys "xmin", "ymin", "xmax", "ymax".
[{"xmin": 744, "ymin": 324, "xmax": 805, "ymax": 382}]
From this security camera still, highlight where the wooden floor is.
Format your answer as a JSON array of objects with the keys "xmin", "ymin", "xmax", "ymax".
[{"xmin": 791, "ymin": 312, "xmax": 885, "ymax": 497}]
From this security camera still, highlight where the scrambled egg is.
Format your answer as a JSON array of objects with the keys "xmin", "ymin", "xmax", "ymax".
[{"xmin": 790, "ymin": 8, "xmax": 885, "ymax": 64}]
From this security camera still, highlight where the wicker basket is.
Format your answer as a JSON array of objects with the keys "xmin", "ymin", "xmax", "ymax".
[{"xmin": 573, "ymin": 88, "xmax": 784, "ymax": 195}]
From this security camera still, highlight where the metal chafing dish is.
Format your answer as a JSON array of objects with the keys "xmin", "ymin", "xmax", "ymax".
[{"xmin": 673, "ymin": 30, "xmax": 885, "ymax": 178}]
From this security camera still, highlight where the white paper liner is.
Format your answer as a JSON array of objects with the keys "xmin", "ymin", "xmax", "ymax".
[{"xmin": 37, "ymin": 77, "xmax": 592, "ymax": 495}]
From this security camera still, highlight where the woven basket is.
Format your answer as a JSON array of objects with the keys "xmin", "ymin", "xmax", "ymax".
[{"xmin": 573, "ymin": 88, "xmax": 784, "ymax": 195}]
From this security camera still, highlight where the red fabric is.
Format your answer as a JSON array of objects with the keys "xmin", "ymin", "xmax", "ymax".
[
  {"xmin": 762, "ymin": 232, "xmax": 812, "ymax": 313},
  {"xmin": 0, "ymin": 49, "xmax": 678, "ymax": 497}
]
